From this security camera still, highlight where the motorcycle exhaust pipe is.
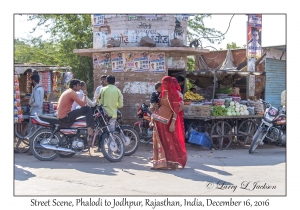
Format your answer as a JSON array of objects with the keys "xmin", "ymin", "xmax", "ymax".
[{"xmin": 40, "ymin": 144, "xmax": 76, "ymax": 153}]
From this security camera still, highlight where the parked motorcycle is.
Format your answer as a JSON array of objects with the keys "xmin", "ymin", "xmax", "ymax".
[
  {"xmin": 133, "ymin": 103, "xmax": 153, "ymax": 144},
  {"xmin": 249, "ymin": 100, "xmax": 286, "ymax": 154},
  {"xmin": 115, "ymin": 110, "xmax": 140, "ymax": 156},
  {"xmin": 29, "ymin": 105, "xmax": 125, "ymax": 162}
]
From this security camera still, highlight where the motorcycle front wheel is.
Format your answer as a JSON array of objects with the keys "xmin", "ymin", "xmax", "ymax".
[
  {"xmin": 30, "ymin": 128, "xmax": 60, "ymax": 161},
  {"xmin": 249, "ymin": 127, "xmax": 266, "ymax": 154},
  {"xmin": 120, "ymin": 126, "xmax": 140, "ymax": 156},
  {"xmin": 100, "ymin": 133, "xmax": 124, "ymax": 162}
]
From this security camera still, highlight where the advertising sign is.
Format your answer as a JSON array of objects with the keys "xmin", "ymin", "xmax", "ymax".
[
  {"xmin": 247, "ymin": 15, "xmax": 262, "ymax": 58},
  {"xmin": 133, "ymin": 52, "xmax": 149, "ymax": 72},
  {"xmin": 149, "ymin": 52, "xmax": 166, "ymax": 73},
  {"xmin": 111, "ymin": 52, "xmax": 124, "ymax": 72}
]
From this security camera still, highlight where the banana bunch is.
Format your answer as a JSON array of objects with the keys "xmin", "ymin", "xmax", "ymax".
[{"xmin": 184, "ymin": 91, "xmax": 204, "ymax": 100}]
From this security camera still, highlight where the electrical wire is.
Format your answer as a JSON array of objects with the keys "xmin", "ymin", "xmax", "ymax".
[{"xmin": 199, "ymin": 14, "xmax": 235, "ymax": 39}]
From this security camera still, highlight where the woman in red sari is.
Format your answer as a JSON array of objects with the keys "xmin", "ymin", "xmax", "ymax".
[{"xmin": 151, "ymin": 76, "xmax": 187, "ymax": 170}]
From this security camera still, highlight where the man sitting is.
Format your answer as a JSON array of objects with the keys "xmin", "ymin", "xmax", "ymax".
[{"xmin": 57, "ymin": 79, "xmax": 95, "ymax": 139}]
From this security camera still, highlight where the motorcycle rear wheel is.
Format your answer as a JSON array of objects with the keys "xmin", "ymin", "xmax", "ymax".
[
  {"xmin": 249, "ymin": 128, "xmax": 265, "ymax": 154},
  {"xmin": 30, "ymin": 128, "xmax": 60, "ymax": 161},
  {"xmin": 100, "ymin": 133, "xmax": 124, "ymax": 162},
  {"xmin": 120, "ymin": 126, "xmax": 140, "ymax": 156}
]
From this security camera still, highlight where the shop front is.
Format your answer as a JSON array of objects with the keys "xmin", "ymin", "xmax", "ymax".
[{"xmin": 14, "ymin": 63, "xmax": 72, "ymax": 152}]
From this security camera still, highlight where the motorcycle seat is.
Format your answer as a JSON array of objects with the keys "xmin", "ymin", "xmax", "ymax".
[
  {"xmin": 38, "ymin": 115, "xmax": 86, "ymax": 128},
  {"xmin": 39, "ymin": 115, "xmax": 60, "ymax": 125}
]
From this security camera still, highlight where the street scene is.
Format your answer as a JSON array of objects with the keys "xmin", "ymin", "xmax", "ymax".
[{"xmin": 13, "ymin": 13, "xmax": 286, "ymax": 207}]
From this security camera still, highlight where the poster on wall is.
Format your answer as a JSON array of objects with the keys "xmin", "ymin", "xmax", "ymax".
[
  {"xmin": 93, "ymin": 53, "xmax": 99, "ymax": 68},
  {"xmin": 124, "ymin": 52, "xmax": 135, "ymax": 72},
  {"xmin": 166, "ymin": 57, "xmax": 186, "ymax": 69},
  {"xmin": 93, "ymin": 32, "xmax": 108, "ymax": 49},
  {"xmin": 149, "ymin": 52, "xmax": 165, "ymax": 73},
  {"xmin": 93, "ymin": 53, "xmax": 111, "ymax": 69},
  {"xmin": 248, "ymin": 14, "xmax": 262, "ymax": 28},
  {"xmin": 111, "ymin": 52, "xmax": 124, "ymax": 72},
  {"xmin": 133, "ymin": 52, "xmax": 149, "ymax": 72},
  {"xmin": 247, "ymin": 14, "xmax": 262, "ymax": 58},
  {"xmin": 93, "ymin": 14, "xmax": 104, "ymax": 26},
  {"xmin": 247, "ymin": 58, "xmax": 256, "ymax": 72}
]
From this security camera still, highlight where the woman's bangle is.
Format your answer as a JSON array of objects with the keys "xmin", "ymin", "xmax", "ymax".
[{"xmin": 172, "ymin": 118, "xmax": 176, "ymax": 120}]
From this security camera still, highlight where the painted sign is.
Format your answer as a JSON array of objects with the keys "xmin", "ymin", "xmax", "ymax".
[
  {"xmin": 111, "ymin": 52, "xmax": 124, "ymax": 72},
  {"xmin": 149, "ymin": 52, "xmax": 166, "ymax": 73},
  {"xmin": 123, "ymin": 81, "xmax": 156, "ymax": 94},
  {"xmin": 247, "ymin": 15, "xmax": 262, "ymax": 58},
  {"xmin": 109, "ymin": 30, "xmax": 186, "ymax": 47},
  {"xmin": 128, "ymin": 15, "xmax": 166, "ymax": 21},
  {"xmin": 93, "ymin": 15, "xmax": 104, "ymax": 26},
  {"xmin": 133, "ymin": 52, "xmax": 149, "ymax": 72}
]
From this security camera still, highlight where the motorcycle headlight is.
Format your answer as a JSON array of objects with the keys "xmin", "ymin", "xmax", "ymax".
[{"xmin": 265, "ymin": 113, "xmax": 275, "ymax": 122}]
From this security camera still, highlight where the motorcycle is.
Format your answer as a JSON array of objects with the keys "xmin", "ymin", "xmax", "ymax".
[
  {"xmin": 115, "ymin": 110, "xmax": 140, "ymax": 156},
  {"xmin": 29, "ymin": 104, "xmax": 125, "ymax": 162},
  {"xmin": 249, "ymin": 100, "xmax": 286, "ymax": 154},
  {"xmin": 133, "ymin": 103, "xmax": 153, "ymax": 144}
]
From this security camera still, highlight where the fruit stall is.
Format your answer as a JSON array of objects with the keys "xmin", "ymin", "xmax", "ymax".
[{"xmin": 182, "ymin": 69, "xmax": 264, "ymax": 150}]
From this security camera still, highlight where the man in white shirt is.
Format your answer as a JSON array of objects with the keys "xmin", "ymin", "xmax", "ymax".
[
  {"xmin": 71, "ymin": 82, "xmax": 84, "ymax": 111},
  {"xmin": 93, "ymin": 75, "xmax": 107, "ymax": 102},
  {"xmin": 72, "ymin": 81, "xmax": 96, "ymax": 110}
]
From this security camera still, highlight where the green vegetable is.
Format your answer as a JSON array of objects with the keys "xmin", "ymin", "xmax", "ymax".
[
  {"xmin": 215, "ymin": 87, "xmax": 233, "ymax": 94},
  {"xmin": 212, "ymin": 106, "xmax": 228, "ymax": 116}
]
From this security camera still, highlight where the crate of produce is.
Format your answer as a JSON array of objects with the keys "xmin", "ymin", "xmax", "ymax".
[
  {"xmin": 188, "ymin": 131, "xmax": 212, "ymax": 149},
  {"xmin": 216, "ymin": 93, "xmax": 229, "ymax": 99},
  {"xmin": 213, "ymin": 99, "xmax": 225, "ymax": 106},
  {"xmin": 184, "ymin": 105, "xmax": 211, "ymax": 117},
  {"xmin": 231, "ymin": 97, "xmax": 241, "ymax": 103},
  {"xmin": 197, "ymin": 105, "xmax": 211, "ymax": 117}
]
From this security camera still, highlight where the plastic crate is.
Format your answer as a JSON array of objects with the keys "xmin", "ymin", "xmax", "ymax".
[{"xmin": 188, "ymin": 131, "xmax": 212, "ymax": 149}]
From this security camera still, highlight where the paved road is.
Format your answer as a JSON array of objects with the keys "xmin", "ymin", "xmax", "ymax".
[{"xmin": 14, "ymin": 143, "xmax": 286, "ymax": 196}]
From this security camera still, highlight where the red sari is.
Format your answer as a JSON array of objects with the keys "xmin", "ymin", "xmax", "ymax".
[{"xmin": 152, "ymin": 76, "xmax": 187, "ymax": 169}]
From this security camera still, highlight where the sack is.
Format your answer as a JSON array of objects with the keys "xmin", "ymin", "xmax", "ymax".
[{"xmin": 152, "ymin": 105, "xmax": 173, "ymax": 124}]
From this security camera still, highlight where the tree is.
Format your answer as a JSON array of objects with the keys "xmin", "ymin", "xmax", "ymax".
[
  {"xmin": 21, "ymin": 15, "xmax": 94, "ymax": 95},
  {"xmin": 226, "ymin": 42, "xmax": 244, "ymax": 50},
  {"xmin": 187, "ymin": 15, "xmax": 226, "ymax": 47}
]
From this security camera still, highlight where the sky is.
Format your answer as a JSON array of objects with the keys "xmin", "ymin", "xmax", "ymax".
[{"xmin": 14, "ymin": 14, "xmax": 286, "ymax": 50}]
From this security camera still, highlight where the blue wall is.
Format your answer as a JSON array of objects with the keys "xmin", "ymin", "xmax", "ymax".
[{"xmin": 265, "ymin": 58, "xmax": 286, "ymax": 108}]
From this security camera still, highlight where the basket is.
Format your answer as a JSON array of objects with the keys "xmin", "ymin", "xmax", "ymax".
[
  {"xmin": 188, "ymin": 131, "xmax": 212, "ymax": 149},
  {"xmin": 184, "ymin": 101, "xmax": 192, "ymax": 105},
  {"xmin": 184, "ymin": 105, "xmax": 211, "ymax": 117},
  {"xmin": 232, "ymin": 97, "xmax": 241, "ymax": 103}
]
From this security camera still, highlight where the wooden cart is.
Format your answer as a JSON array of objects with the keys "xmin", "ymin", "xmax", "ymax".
[{"xmin": 185, "ymin": 115, "xmax": 263, "ymax": 150}]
